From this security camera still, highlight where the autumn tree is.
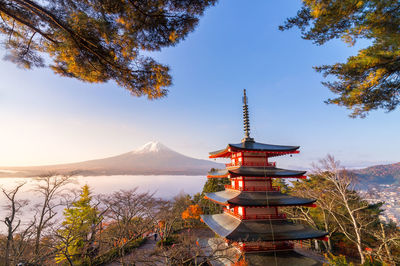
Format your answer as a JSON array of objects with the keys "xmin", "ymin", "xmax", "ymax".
[
  {"xmin": 0, "ymin": 0, "xmax": 217, "ymax": 98},
  {"xmin": 182, "ymin": 204, "xmax": 203, "ymax": 228},
  {"xmin": 182, "ymin": 204, "xmax": 203, "ymax": 220},
  {"xmin": 281, "ymin": 0, "xmax": 400, "ymax": 117},
  {"xmin": 55, "ymin": 184, "xmax": 103, "ymax": 265}
]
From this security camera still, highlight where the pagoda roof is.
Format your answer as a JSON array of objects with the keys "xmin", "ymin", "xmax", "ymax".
[
  {"xmin": 201, "ymin": 213, "xmax": 327, "ymax": 242},
  {"xmin": 208, "ymin": 166, "xmax": 306, "ymax": 178},
  {"xmin": 209, "ymin": 141, "xmax": 300, "ymax": 158},
  {"xmin": 205, "ymin": 190, "xmax": 316, "ymax": 206},
  {"xmin": 239, "ymin": 250, "xmax": 322, "ymax": 266}
]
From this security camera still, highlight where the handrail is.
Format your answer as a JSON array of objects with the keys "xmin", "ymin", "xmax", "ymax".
[
  {"xmin": 244, "ymin": 213, "xmax": 286, "ymax": 220},
  {"xmin": 226, "ymin": 161, "xmax": 276, "ymax": 168},
  {"xmin": 239, "ymin": 242, "xmax": 294, "ymax": 252},
  {"xmin": 223, "ymin": 209, "xmax": 286, "ymax": 220},
  {"xmin": 224, "ymin": 185, "xmax": 280, "ymax": 192}
]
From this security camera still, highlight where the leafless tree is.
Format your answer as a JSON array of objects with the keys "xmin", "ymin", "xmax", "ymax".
[
  {"xmin": 101, "ymin": 188, "xmax": 155, "ymax": 265},
  {"xmin": 313, "ymin": 155, "xmax": 373, "ymax": 264},
  {"xmin": 131, "ymin": 230, "xmax": 236, "ymax": 265},
  {"xmin": 285, "ymin": 177, "xmax": 339, "ymax": 252},
  {"xmin": 1, "ymin": 182, "xmax": 27, "ymax": 266},
  {"xmin": 30, "ymin": 173, "xmax": 75, "ymax": 263},
  {"xmin": 372, "ymin": 223, "xmax": 400, "ymax": 265}
]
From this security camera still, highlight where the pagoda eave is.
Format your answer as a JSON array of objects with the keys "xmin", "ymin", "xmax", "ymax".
[
  {"xmin": 209, "ymin": 142, "xmax": 300, "ymax": 159},
  {"xmin": 207, "ymin": 167, "xmax": 306, "ymax": 178},
  {"xmin": 204, "ymin": 191, "xmax": 317, "ymax": 207},
  {"xmin": 209, "ymin": 149, "xmax": 300, "ymax": 159},
  {"xmin": 201, "ymin": 213, "xmax": 328, "ymax": 242}
]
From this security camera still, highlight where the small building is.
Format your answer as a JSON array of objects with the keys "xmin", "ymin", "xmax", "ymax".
[{"xmin": 201, "ymin": 89, "xmax": 328, "ymax": 265}]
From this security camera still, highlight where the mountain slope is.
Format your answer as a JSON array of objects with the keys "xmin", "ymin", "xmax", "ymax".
[
  {"xmin": 353, "ymin": 162, "xmax": 400, "ymax": 185},
  {"xmin": 0, "ymin": 141, "xmax": 223, "ymax": 177}
]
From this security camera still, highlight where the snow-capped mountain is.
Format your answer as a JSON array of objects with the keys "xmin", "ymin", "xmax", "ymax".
[{"xmin": 0, "ymin": 141, "xmax": 223, "ymax": 177}]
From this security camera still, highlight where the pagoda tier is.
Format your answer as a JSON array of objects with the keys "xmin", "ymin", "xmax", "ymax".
[
  {"xmin": 207, "ymin": 167, "xmax": 306, "ymax": 178},
  {"xmin": 202, "ymin": 213, "xmax": 327, "ymax": 242},
  {"xmin": 209, "ymin": 141, "xmax": 299, "ymax": 159},
  {"xmin": 204, "ymin": 190, "xmax": 316, "ymax": 206}
]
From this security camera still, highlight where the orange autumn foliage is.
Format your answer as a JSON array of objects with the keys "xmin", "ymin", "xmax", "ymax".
[
  {"xmin": 234, "ymin": 257, "xmax": 248, "ymax": 266},
  {"xmin": 181, "ymin": 204, "xmax": 203, "ymax": 220}
]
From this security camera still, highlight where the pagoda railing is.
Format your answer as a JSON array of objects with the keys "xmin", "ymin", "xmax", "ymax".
[
  {"xmin": 244, "ymin": 213, "xmax": 287, "ymax": 220},
  {"xmin": 223, "ymin": 209, "xmax": 286, "ymax": 220},
  {"xmin": 224, "ymin": 185, "xmax": 280, "ymax": 192},
  {"xmin": 225, "ymin": 161, "xmax": 276, "ymax": 168},
  {"xmin": 236, "ymin": 241, "xmax": 294, "ymax": 252}
]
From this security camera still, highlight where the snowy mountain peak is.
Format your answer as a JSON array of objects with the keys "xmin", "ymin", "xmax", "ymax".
[{"xmin": 133, "ymin": 141, "xmax": 171, "ymax": 153}]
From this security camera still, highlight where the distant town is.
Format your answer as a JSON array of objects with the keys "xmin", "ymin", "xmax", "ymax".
[{"xmin": 362, "ymin": 184, "xmax": 400, "ymax": 225}]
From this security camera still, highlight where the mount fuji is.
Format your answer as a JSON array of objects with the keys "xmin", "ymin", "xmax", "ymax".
[{"xmin": 0, "ymin": 141, "xmax": 223, "ymax": 177}]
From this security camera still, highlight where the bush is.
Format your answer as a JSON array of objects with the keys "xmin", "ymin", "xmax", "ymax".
[
  {"xmin": 325, "ymin": 253, "xmax": 354, "ymax": 266},
  {"xmin": 92, "ymin": 237, "xmax": 145, "ymax": 265},
  {"xmin": 156, "ymin": 236, "xmax": 176, "ymax": 247}
]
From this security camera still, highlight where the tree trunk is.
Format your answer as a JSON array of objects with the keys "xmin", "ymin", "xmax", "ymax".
[
  {"xmin": 345, "ymin": 201, "xmax": 365, "ymax": 264},
  {"xmin": 381, "ymin": 223, "xmax": 394, "ymax": 264},
  {"xmin": 314, "ymin": 239, "xmax": 319, "ymax": 251},
  {"xmin": 5, "ymin": 228, "xmax": 11, "ymax": 266},
  {"xmin": 322, "ymin": 210, "xmax": 332, "ymax": 252}
]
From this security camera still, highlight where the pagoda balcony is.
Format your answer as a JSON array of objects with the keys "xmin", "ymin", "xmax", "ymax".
[
  {"xmin": 234, "ymin": 241, "xmax": 294, "ymax": 252},
  {"xmin": 223, "ymin": 208, "xmax": 287, "ymax": 220},
  {"xmin": 225, "ymin": 161, "xmax": 276, "ymax": 168},
  {"xmin": 224, "ymin": 184, "xmax": 280, "ymax": 192}
]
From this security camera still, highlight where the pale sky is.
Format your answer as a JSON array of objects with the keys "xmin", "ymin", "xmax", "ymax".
[{"xmin": 1, "ymin": 1, "xmax": 399, "ymax": 169}]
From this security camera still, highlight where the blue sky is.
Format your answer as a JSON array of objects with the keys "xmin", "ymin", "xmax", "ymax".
[{"xmin": 0, "ymin": 0, "xmax": 399, "ymax": 169}]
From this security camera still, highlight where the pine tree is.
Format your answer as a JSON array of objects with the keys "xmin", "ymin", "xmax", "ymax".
[
  {"xmin": 198, "ymin": 176, "xmax": 230, "ymax": 214},
  {"xmin": 56, "ymin": 185, "xmax": 102, "ymax": 265},
  {"xmin": 0, "ymin": 0, "xmax": 217, "ymax": 98},
  {"xmin": 281, "ymin": 0, "xmax": 400, "ymax": 117}
]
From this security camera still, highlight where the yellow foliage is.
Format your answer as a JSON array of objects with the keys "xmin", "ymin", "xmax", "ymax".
[{"xmin": 181, "ymin": 204, "xmax": 203, "ymax": 220}]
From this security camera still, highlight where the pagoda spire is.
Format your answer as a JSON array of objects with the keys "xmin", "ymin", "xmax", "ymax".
[{"xmin": 242, "ymin": 89, "xmax": 254, "ymax": 143}]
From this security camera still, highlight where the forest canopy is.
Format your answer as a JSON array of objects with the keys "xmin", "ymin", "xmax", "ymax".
[{"xmin": 0, "ymin": 0, "xmax": 217, "ymax": 98}]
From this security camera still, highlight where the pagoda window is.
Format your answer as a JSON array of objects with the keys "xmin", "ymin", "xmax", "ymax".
[
  {"xmin": 238, "ymin": 206, "xmax": 244, "ymax": 216},
  {"xmin": 231, "ymin": 180, "xmax": 235, "ymax": 188},
  {"xmin": 238, "ymin": 157, "xmax": 242, "ymax": 162},
  {"xmin": 238, "ymin": 180, "xmax": 243, "ymax": 188}
]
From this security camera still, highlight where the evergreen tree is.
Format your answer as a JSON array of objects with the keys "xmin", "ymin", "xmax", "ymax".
[
  {"xmin": 198, "ymin": 175, "xmax": 229, "ymax": 215},
  {"xmin": 56, "ymin": 185, "xmax": 102, "ymax": 265},
  {"xmin": 0, "ymin": 0, "xmax": 217, "ymax": 98},
  {"xmin": 281, "ymin": 0, "xmax": 400, "ymax": 117}
]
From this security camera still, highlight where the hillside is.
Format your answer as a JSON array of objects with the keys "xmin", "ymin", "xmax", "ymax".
[
  {"xmin": 0, "ymin": 141, "xmax": 223, "ymax": 177},
  {"xmin": 353, "ymin": 162, "xmax": 400, "ymax": 185}
]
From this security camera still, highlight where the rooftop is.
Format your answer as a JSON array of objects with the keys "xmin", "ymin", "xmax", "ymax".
[{"xmin": 205, "ymin": 190, "xmax": 316, "ymax": 206}]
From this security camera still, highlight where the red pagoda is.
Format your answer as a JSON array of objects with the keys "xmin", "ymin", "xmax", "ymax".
[{"xmin": 201, "ymin": 90, "xmax": 328, "ymax": 265}]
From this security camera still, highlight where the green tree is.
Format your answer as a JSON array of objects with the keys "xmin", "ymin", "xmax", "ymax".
[
  {"xmin": 280, "ymin": 0, "xmax": 400, "ymax": 117},
  {"xmin": 197, "ymin": 175, "xmax": 229, "ymax": 215},
  {"xmin": 0, "ymin": 0, "xmax": 217, "ymax": 98},
  {"xmin": 56, "ymin": 185, "xmax": 102, "ymax": 265}
]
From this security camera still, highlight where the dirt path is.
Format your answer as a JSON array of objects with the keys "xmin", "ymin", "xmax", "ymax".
[{"xmin": 106, "ymin": 236, "xmax": 160, "ymax": 266}]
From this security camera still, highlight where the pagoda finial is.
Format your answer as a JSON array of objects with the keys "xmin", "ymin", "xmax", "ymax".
[{"xmin": 242, "ymin": 89, "xmax": 254, "ymax": 143}]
